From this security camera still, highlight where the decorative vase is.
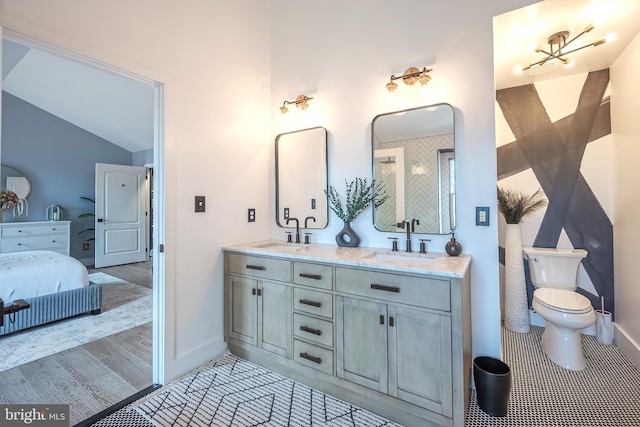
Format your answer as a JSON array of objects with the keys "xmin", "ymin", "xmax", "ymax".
[
  {"xmin": 335, "ymin": 222, "xmax": 361, "ymax": 247},
  {"xmin": 445, "ymin": 233, "xmax": 462, "ymax": 256},
  {"xmin": 503, "ymin": 223, "xmax": 530, "ymax": 333}
]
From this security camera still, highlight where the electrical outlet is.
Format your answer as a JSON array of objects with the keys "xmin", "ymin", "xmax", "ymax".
[
  {"xmin": 311, "ymin": 198, "xmax": 316, "ymax": 209},
  {"xmin": 82, "ymin": 243, "xmax": 90, "ymax": 251},
  {"xmin": 284, "ymin": 208, "xmax": 290, "ymax": 219},
  {"xmin": 476, "ymin": 206, "xmax": 490, "ymax": 226},
  {"xmin": 195, "ymin": 196, "xmax": 206, "ymax": 213},
  {"xmin": 248, "ymin": 208, "xmax": 256, "ymax": 222}
]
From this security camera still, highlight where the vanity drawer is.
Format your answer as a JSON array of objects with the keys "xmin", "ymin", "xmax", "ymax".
[
  {"xmin": 293, "ymin": 313, "xmax": 333, "ymax": 348},
  {"xmin": 293, "ymin": 288, "xmax": 333, "ymax": 319},
  {"xmin": 2, "ymin": 235, "xmax": 68, "ymax": 252},
  {"xmin": 293, "ymin": 262, "xmax": 333, "ymax": 290},
  {"xmin": 227, "ymin": 253, "xmax": 291, "ymax": 282},
  {"xmin": 1, "ymin": 224, "xmax": 67, "ymax": 238},
  {"xmin": 335, "ymin": 267, "xmax": 450, "ymax": 312},
  {"xmin": 293, "ymin": 339, "xmax": 334, "ymax": 375}
]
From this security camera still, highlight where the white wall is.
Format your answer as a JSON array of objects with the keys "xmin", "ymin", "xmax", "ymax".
[
  {"xmin": 611, "ymin": 31, "xmax": 640, "ymax": 366},
  {"xmin": 269, "ymin": 0, "xmax": 537, "ymax": 361},
  {"xmin": 2, "ymin": 0, "xmax": 272, "ymax": 382},
  {"xmin": 2, "ymin": 0, "xmax": 541, "ymax": 383}
]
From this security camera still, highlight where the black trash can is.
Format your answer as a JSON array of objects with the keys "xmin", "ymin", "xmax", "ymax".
[{"xmin": 473, "ymin": 356, "xmax": 511, "ymax": 417}]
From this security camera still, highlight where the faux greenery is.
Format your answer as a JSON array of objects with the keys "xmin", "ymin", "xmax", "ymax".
[
  {"xmin": 77, "ymin": 196, "xmax": 96, "ymax": 242},
  {"xmin": 325, "ymin": 177, "xmax": 388, "ymax": 223},
  {"xmin": 497, "ymin": 187, "xmax": 547, "ymax": 224}
]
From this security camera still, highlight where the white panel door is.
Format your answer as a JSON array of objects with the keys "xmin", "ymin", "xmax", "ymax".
[{"xmin": 95, "ymin": 163, "xmax": 147, "ymax": 268}]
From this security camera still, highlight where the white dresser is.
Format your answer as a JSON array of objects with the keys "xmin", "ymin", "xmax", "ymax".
[{"xmin": 0, "ymin": 221, "xmax": 71, "ymax": 255}]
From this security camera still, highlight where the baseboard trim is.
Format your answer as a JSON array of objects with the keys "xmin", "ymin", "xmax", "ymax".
[
  {"xmin": 73, "ymin": 384, "xmax": 161, "ymax": 427},
  {"xmin": 614, "ymin": 323, "xmax": 640, "ymax": 369}
]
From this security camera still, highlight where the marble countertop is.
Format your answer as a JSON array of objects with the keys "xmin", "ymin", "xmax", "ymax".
[{"xmin": 223, "ymin": 240, "xmax": 471, "ymax": 278}]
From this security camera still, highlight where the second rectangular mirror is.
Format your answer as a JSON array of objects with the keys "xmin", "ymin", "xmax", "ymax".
[{"xmin": 372, "ymin": 103, "xmax": 455, "ymax": 234}]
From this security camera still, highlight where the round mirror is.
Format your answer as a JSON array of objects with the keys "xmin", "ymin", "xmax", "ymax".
[{"xmin": 1, "ymin": 165, "xmax": 31, "ymax": 199}]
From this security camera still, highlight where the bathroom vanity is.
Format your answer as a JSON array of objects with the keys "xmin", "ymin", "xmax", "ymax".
[{"xmin": 223, "ymin": 241, "xmax": 471, "ymax": 427}]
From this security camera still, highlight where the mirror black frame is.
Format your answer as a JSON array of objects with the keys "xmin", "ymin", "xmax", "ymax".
[
  {"xmin": 275, "ymin": 126, "xmax": 329, "ymax": 230},
  {"xmin": 371, "ymin": 103, "xmax": 456, "ymax": 235}
]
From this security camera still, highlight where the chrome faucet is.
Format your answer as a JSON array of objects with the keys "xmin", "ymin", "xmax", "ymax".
[{"xmin": 286, "ymin": 217, "xmax": 301, "ymax": 243}]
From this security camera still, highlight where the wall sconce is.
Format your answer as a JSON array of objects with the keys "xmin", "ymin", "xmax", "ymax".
[
  {"xmin": 514, "ymin": 23, "xmax": 617, "ymax": 73},
  {"xmin": 279, "ymin": 94, "xmax": 314, "ymax": 114},
  {"xmin": 385, "ymin": 67, "xmax": 432, "ymax": 92}
]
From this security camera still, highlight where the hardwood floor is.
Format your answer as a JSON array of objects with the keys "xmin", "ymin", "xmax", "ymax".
[{"xmin": 0, "ymin": 261, "xmax": 153, "ymax": 426}]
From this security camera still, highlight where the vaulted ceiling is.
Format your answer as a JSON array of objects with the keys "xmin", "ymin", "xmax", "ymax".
[{"xmin": 2, "ymin": 38, "xmax": 154, "ymax": 153}]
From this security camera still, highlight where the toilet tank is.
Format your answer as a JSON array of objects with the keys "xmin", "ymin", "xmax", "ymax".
[{"xmin": 522, "ymin": 247, "xmax": 587, "ymax": 290}]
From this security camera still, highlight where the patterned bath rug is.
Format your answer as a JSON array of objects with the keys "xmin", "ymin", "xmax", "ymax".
[{"xmin": 133, "ymin": 352, "xmax": 403, "ymax": 427}]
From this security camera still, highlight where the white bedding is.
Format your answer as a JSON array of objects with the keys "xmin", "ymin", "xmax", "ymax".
[{"xmin": 0, "ymin": 250, "xmax": 90, "ymax": 303}]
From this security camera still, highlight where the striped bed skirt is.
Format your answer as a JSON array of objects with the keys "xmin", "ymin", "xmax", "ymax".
[{"xmin": 0, "ymin": 283, "xmax": 102, "ymax": 336}]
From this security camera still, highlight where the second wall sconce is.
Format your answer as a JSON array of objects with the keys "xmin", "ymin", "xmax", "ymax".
[
  {"xmin": 280, "ymin": 94, "xmax": 314, "ymax": 114},
  {"xmin": 385, "ymin": 67, "xmax": 432, "ymax": 92}
]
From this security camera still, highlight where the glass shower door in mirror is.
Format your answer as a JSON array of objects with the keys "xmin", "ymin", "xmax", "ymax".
[
  {"xmin": 276, "ymin": 127, "xmax": 328, "ymax": 229},
  {"xmin": 372, "ymin": 103, "xmax": 455, "ymax": 234}
]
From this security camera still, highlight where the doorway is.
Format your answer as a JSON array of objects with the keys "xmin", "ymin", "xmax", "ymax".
[{"xmin": 0, "ymin": 31, "xmax": 164, "ymax": 424}]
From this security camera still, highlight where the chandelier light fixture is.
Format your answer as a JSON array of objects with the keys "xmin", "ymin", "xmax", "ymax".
[
  {"xmin": 279, "ymin": 94, "xmax": 313, "ymax": 114},
  {"xmin": 515, "ymin": 23, "xmax": 616, "ymax": 73},
  {"xmin": 385, "ymin": 67, "xmax": 432, "ymax": 92}
]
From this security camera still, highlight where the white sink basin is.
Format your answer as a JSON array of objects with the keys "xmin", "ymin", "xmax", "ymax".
[
  {"xmin": 253, "ymin": 242, "xmax": 304, "ymax": 250},
  {"xmin": 362, "ymin": 250, "xmax": 437, "ymax": 265}
]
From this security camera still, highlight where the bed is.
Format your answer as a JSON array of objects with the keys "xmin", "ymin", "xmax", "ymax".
[{"xmin": 0, "ymin": 250, "xmax": 102, "ymax": 336}]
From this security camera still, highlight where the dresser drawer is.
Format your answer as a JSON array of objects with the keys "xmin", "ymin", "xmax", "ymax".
[
  {"xmin": 335, "ymin": 267, "xmax": 451, "ymax": 312},
  {"xmin": 2, "ymin": 235, "xmax": 68, "ymax": 252},
  {"xmin": 293, "ymin": 313, "xmax": 333, "ymax": 348},
  {"xmin": 227, "ymin": 253, "xmax": 291, "ymax": 282},
  {"xmin": 293, "ymin": 288, "xmax": 333, "ymax": 319},
  {"xmin": 293, "ymin": 339, "xmax": 334, "ymax": 375},
  {"xmin": 293, "ymin": 262, "xmax": 333, "ymax": 290},
  {"xmin": 1, "ymin": 224, "xmax": 67, "ymax": 238}
]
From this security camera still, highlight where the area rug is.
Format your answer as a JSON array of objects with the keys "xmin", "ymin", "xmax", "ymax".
[
  {"xmin": 133, "ymin": 352, "xmax": 402, "ymax": 427},
  {"xmin": 0, "ymin": 273, "xmax": 152, "ymax": 372}
]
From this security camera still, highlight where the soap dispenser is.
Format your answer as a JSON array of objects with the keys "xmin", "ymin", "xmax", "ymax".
[{"xmin": 445, "ymin": 233, "xmax": 462, "ymax": 257}]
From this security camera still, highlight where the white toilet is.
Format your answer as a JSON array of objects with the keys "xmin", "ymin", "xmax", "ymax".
[{"xmin": 523, "ymin": 247, "xmax": 595, "ymax": 371}]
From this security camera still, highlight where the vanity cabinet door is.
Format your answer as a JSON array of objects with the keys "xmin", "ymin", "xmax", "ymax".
[
  {"xmin": 228, "ymin": 275, "xmax": 291, "ymax": 358},
  {"xmin": 336, "ymin": 296, "xmax": 388, "ymax": 393},
  {"xmin": 228, "ymin": 275, "xmax": 258, "ymax": 346},
  {"xmin": 388, "ymin": 306, "xmax": 453, "ymax": 417},
  {"xmin": 259, "ymin": 280, "xmax": 292, "ymax": 357}
]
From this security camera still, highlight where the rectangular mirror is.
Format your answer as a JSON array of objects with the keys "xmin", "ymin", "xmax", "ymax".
[
  {"xmin": 372, "ymin": 103, "xmax": 455, "ymax": 234},
  {"xmin": 276, "ymin": 127, "xmax": 328, "ymax": 229}
]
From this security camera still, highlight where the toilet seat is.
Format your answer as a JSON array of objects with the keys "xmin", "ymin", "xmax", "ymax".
[{"xmin": 533, "ymin": 288, "xmax": 592, "ymax": 314}]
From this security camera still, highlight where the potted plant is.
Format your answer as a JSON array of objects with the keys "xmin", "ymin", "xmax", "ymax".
[
  {"xmin": 497, "ymin": 187, "xmax": 547, "ymax": 333},
  {"xmin": 77, "ymin": 196, "xmax": 96, "ymax": 245},
  {"xmin": 325, "ymin": 177, "xmax": 388, "ymax": 247}
]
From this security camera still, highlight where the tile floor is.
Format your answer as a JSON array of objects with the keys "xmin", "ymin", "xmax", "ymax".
[
  {"xmin": 465, "ymin": 326, "xmax": 640, "ymax": 427},
  {"xmin": 90, "ymin": 326, "xmax": 640, "ymax": 427}
]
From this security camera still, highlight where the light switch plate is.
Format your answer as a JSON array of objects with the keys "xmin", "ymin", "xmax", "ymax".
[
  {"xmin": 195, "ymin": 196, "xmax": 206, "ymax": 213},
  {"xmin": 476, "ymin": 206, "xmax": 489, "ymax": 226}
]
